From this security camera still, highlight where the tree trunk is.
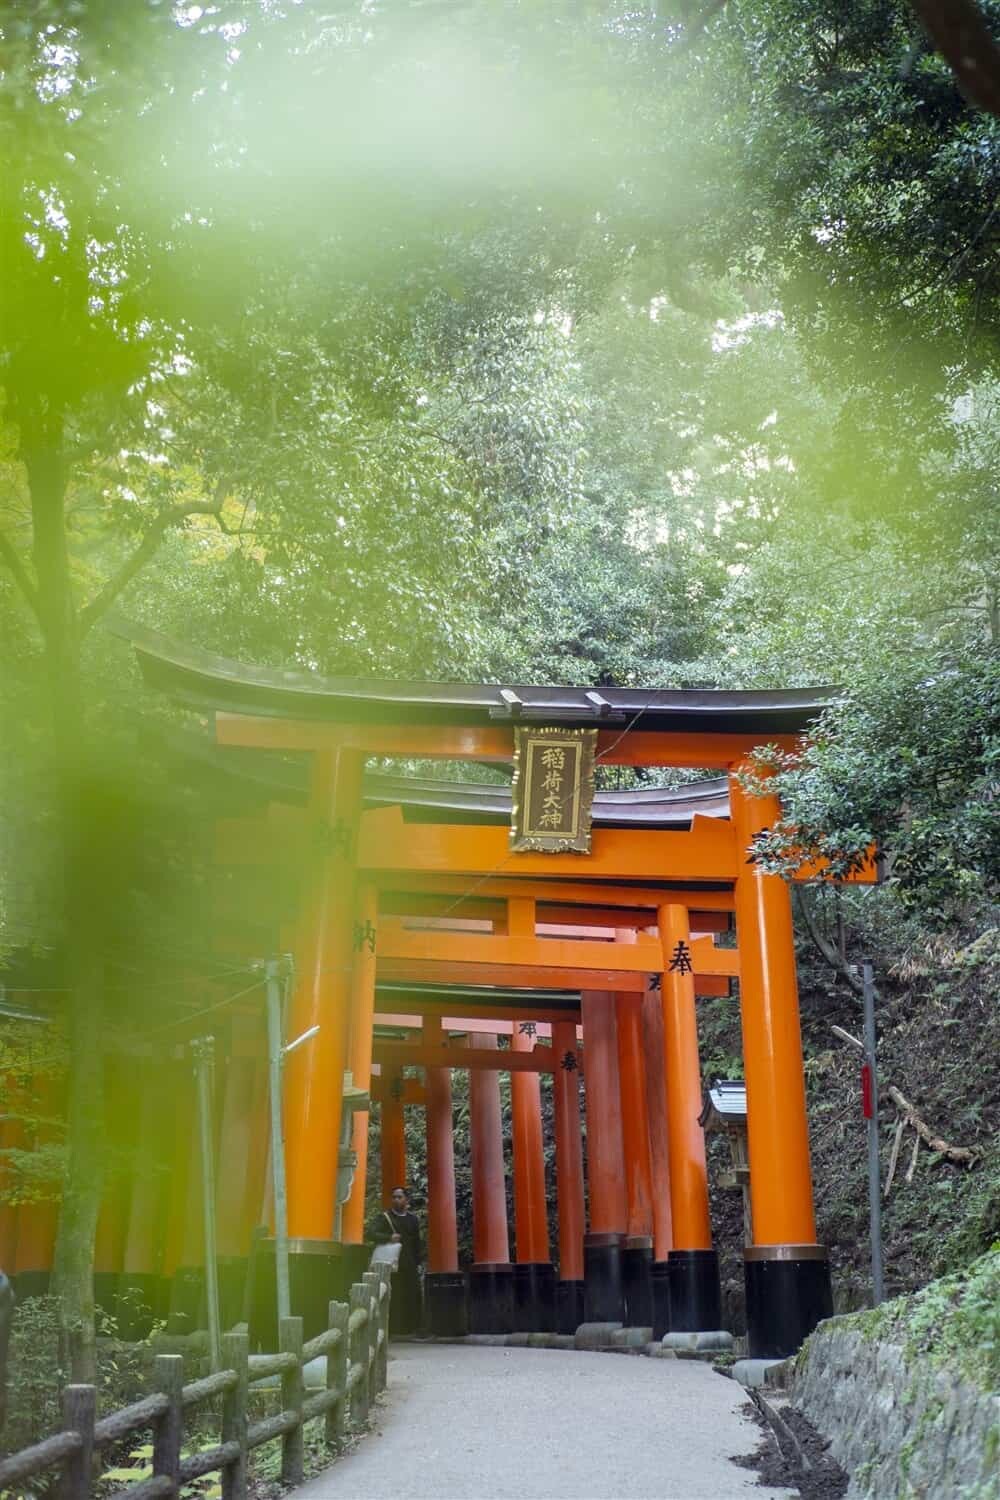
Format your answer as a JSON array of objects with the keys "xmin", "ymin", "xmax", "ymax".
[{"xmin": 25, "ymin": 419, "xmax": 105, "ymax": 1382}]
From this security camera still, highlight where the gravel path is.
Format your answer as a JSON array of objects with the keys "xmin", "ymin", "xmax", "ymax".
[{"xmin": 291, "ymin": 1344, "xmax": 796, "ymax": 1499}]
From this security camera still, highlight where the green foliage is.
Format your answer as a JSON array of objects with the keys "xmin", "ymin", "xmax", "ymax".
[
  {"xmin": 0, "ymin": 1021, "xmax": 68, "ymax": 1206},
  {"xmin": 696, "ymin": 995, "xmax": 746, "ymax": 1084},
  {"xmin": 3, "ymin": 1294, "xmax": 66, "ymax": 1458},
  {"xmin": 103, "ymin": 1440, "xmax": 223, "ymax": 1499},
  {"xmin": 698, "ymin": 0, "xmax": 1000, "ymax": 370},
  {"xmin": 2, "ymin": 1290, "xmax": 184, "ymax": 1477},
  {"xmin": 741, "ymin": 650, "xmax": 1000, "ymax": 921},
  {"xmin": 852, "ymin": 1248, "xmax": 1000, "ymax": 1395},
  {"xmin": 935, "ymin": 1145, "xmax": 1000, "ymax": 1276},
  {"xmin": 247, "ymin": 1423, "xmax": 352, "ymax": 1492}
]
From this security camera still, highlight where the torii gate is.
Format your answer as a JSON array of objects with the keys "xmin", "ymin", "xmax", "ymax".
[
  {"xmin": 126, "ymin": 626, "xmax": 875, "ymax": 1358},
  {"xmin": 363, "ymin": 921, "xmax": 732, "ymax": 1339}
]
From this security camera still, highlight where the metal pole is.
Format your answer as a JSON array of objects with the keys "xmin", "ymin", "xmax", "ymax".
[
  {"xmin": 265, "ymin": 958, "xmax": 292, "ymax": 1325},
  {"xmin": 862, "ymin": 961, "xmax": 885, "ymax": 1306},
  {"xmin": 192, "ymin": 1036, "xmax": 222, "ymax": 1370}
]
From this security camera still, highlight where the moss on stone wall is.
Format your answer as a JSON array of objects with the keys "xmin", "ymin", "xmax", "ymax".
[
  {"xmin": 847, "ymin": 1246, "xmax": 1000, "ymax": 1396},
  {"xmin": 793, "ymin": 1250, "xmax": 1000, "ymax": 1500}
]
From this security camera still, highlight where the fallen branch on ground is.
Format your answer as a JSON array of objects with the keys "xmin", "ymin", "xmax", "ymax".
[
  {"xmin": 830, "ymin": 1023, "xmax": 864, "ymax": 1053},
  {"xmin": 884, "ymin": 1119, "xmax": 905, "ymax": 1198},
  {"xmin": 829, "ymin": 1027, "xmax": 980, "ymax": 1171},
  {"xmin": 886, "ymin": 1085, "xmax": 979, "ymax": 1166}
]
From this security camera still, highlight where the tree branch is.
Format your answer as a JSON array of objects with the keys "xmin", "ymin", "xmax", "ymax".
[
  {"xmin": 910, "ymin": 0, "xmax": 1000, "ymax": 117},
  {"xmin": 830, "ymin": 1022, "xmax": 864, "ymax": 1052},
  {"xmin": 886, "ymin": 1084, "xmax": 979, "ymax": 1165},
  {"xmin": 793, "ymin": 885, "xmax": 867, "ymax": 997},
  {"xmin": 0, "ymin": 527, "xmax": 42, "ymax": 623},
  {"xmin": 77, "ymin": 498, "xmax": 225, "ymax": 638}
]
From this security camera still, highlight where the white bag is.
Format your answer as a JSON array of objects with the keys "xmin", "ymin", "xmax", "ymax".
[
  {"xmin": 369, "ymin": 1212, "xmax": 402, "ymax": 1270},
  {"xmin": 370, "ymin": 1241, "xmax": 402, "ymax": 1269}
]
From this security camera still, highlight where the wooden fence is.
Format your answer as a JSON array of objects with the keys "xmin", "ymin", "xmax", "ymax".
[{"xmin": 0, "ymin": 1265, "xmax": 391, "ymax": 1499}]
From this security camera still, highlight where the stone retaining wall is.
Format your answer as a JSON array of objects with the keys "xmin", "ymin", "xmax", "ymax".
[{"xmin": 792, "ymin": 1319, "xmax": 1000, "ymax": 1499}]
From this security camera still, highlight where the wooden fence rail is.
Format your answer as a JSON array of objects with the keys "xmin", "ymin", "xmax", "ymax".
[{"xmin": 0, "ymin": 1266, "xmax": 391, "ymax": 1500}]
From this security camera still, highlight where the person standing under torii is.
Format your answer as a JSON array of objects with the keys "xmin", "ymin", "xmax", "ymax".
[{"xmin": 368, "ymin": 1186, "xmax": 424, "ymax": 1336}]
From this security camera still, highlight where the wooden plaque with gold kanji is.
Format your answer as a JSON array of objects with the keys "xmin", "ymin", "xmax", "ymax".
[{"xmin": 510, "ymin": 726, "xmax": 597, "ymax": 853}]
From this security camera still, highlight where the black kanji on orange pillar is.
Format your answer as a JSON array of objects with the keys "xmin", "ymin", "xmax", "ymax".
[
  {"xmin": 353, "ymin": 919, "xmax": 376, "ymax": 954},
  {"xmin": 668, "ymin": 939, "xmax": 693, "ymax": 974},
  {"xmin": 318, "ymin": 816, "xmax": 355, "ymax": 859}
]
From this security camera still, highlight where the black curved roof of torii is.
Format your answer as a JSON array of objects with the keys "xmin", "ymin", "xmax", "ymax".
[
  {"xmin": 118, "ymin": 622, "xmax": 837, "ymax": 735},
  {"xmin": 152, "ymin": 725, "xmax": 733, "ymax": 826},
  {"xmin": 365, "ymin": 773, "xmax": 731, "ymax": 825}
]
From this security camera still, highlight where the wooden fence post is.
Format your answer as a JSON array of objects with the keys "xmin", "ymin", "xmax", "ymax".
[
  {"xmin": 152, "ymin": 1354, "xmax": 184, "ymax": 1497},
  {"xmin": 221, "ymin": 1329, "xmax": 249, "ymax": 1500},
  {"xmin": 59, "ymin": 1385, "xmax": 95, "ymax": 1500},
  {"xmin": 326, "ymin": 1300, "xmax": 349, "ymax": 1444},
  {"xmin": 377, "ymin": 1266, "xmax": 391, "ymax": 1389},
  {"xmin": 279, "ymin": 1315, "xmax": 304, "ymax": 1486},
  {"xmin": 348, "ymin": 1284, "xmax": 369, "ymax": 1429},
  {"xmin": 362, "ymin": 1272, "xmax": 380, "ymax": 1407}
]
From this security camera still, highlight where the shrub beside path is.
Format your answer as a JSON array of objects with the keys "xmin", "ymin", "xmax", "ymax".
[{"xmin": 290, "ymin": 1343, "xmax": 796, "ymax": 1500}]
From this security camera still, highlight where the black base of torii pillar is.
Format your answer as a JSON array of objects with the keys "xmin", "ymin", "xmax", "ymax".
[
  {"xmin": 622, "ymin": 1236, "xmax": 654, "ymax": 1327},
  {"xmin": 556, "ymin": 1278, "xmax": 586, "ymax": 1333},
  {"xmin": 667, "ymin": 1249, "xmax": 722, "ymax": 1332},
  {"xmin": 425, "ymin": 1271, "xmax": 468, "ymax": 1337},
  {"xmin": 513, "ymin": 1261, "xmax": 556, "ymax": 1332},
  {"xmin": 744, "ymin": 1246, "xmax": 833, "ymax": 1358},
  {"xmin": 583, "ymin": 1231, "xmax": 626, "ymax": 1323},
  {"xmin": 467, "ymin": 1262, "xmax": 516, "ymax": 1334}
]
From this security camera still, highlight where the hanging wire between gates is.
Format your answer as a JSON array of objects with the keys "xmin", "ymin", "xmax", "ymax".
[{"xmin": 144, "ymin": 975, "xmax": 268, "ymax": 1038}]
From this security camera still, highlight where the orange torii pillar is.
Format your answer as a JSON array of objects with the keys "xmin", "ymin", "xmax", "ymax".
[
  {"xmin": 510, "ymin": 1021, "xmax": 555, "ymax": 1332},
  {"xmin": 423, "ymin": 1018, "xmax": 466, "ymax": 1336},
  {"xmin": 617, "ymin": 1039, "xmax": 655, "ymax": 1321},
  {"xmin": 11, "ymin": 1179, "xmax": 57, "ymax": 1302},
  {"xmin": 380, "ymin": 1071, "xmax": 407, "ymax": 1204},
  {"xmin": 12, "ymin": 1073, "xmax": 61, "ymax": 1301},
  {"xmin": 243, "ymin": 1058, "xmax": 271, "ymax": 1241},
  {"xmin": 0, "ymin": 1108, "xmax": 19, "ymax": 1277},
  {"xmin": 281, "ymin": 748, "xmax": 363, "ymax": 1324},
  {"xmin": 160, "ymin": 1061, "xmax": 195, "ymax": 1327},
  {"xmin": 341, "ymin": 882, "xmax": 378, "ymax": 1248},
  {"xmin": 119, "ymin": 1062, "xmax": 170, "ymax": 1338},
  {"xmin": 467, "ymin": 1033, "xmax": 514, "ymax": 1333},
  {"xmin": 580, "ymin": 990, "xmax": 628, "ymax": 1324},
  {"xmin": 169, "ymin": 1085, "xmax": 208, "ymax": 1334},
  {"xmin": 94, "ymin": 1053, "xmax": 135, "ymax": 1315},
  {"xmin": 642, "ymin": 984, "xmax": 675, "ymax": 1338},
  {"xmin": 657, "ymin": 903, "xmax": 723, "ymax": 1334},
  {"xmin": 240, "ymin": 1056, "xmax": 272, "ymax": 1321},
  {"xmin": 552, "ymin": 1019, "xmax": 586, "ymax": 1332},
  {"xmin": 214, "ymin": 1032, "xmax": 262, "ymax": 1329},
  {"xmin": 616, "ymin": 929, "xmax": 656, "ymax": 1328},
  {"xmin": 730, "ymin": 771, "xmax": 832, "ymax": 1358}
]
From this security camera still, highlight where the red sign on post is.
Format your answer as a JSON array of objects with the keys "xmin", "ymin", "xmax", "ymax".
[{"xmin": 861, "ymin": 1062, "xmax": 874, "ymax": 1119}]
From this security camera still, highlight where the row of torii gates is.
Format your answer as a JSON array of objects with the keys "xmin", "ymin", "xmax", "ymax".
[{"xmin": 113, "ymin": 628, "xmax": 877, "ymax": 1361}]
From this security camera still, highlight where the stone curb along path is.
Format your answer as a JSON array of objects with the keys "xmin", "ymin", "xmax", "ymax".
[
  {"xmin": 428, "ymin": 1321, "xmax": 735, "ymax": 1359},
  {"xmin": 252, "ymin": 1324, "xmax": 734, "ymax": 1393}
]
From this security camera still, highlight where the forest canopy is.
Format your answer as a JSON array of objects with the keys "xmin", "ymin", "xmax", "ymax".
[{"xmin": 1, "ymin": 0, "xmax": 998, "ymax": 1367}]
